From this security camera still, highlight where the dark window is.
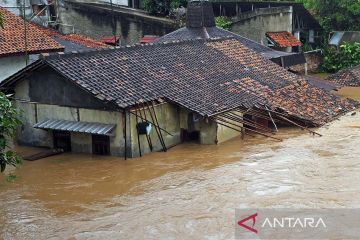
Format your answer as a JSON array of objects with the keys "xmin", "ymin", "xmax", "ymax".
[
  {"xmin": 92, "ymin": 135, "xmax": 110, "ymax": 155},
  {"xmin": 53, "ymin": 131, "xmax": 71, "ymax": 152},
  {"xmin": 180, "ymin": 129, "xmax": 200, "ymax": 142}
]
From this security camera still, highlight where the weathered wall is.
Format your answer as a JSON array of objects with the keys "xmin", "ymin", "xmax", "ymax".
[
  {"xmin": 58, "ymin": 1, "xmax": 175, "ymax": 45},
  {"xmin": 289, "ymin": 51, "xmax": 323, "ymax": 73},
  {"xmin": 0, "ymin": 56, "xmax": 27, "ymax": 83},
  {"xmin": 230, "ymin": 6, "xmax": 293, "ymax": 45},
  {"xmin": 216, "ymin": 110, "xmax": 243, "ymax": 143},
  {"xmin": 28, "ymin": 66, "xmax": 112, "ymax": 110},
  {"xmin": 128, "ymin": 103, "xmax": 181, "ymax": 157},
  {"xmin": 14, "ymin": 78, "xmax": 125, "ymax": 156}
]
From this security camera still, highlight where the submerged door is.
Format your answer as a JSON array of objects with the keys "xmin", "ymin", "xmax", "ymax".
[
  {"xmin": 53, "ymin": 131, "xmax": 71, "ymax": 152},
  {"xmin": 92, "ymin": 135, "xmax": 110, "ymax": 155}
]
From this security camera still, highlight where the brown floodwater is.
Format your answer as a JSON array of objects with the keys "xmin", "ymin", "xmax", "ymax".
[
  {"xmin": 1, "ymin": 109, "xmax": 359, "ymax": 239},
  {"xmin": 334, "ymin": 87, "xmax": 360, "ymax": 101}
]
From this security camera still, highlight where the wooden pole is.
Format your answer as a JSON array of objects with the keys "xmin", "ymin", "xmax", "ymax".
[
  {"xmin": 213, "ymin": 117, "xmax": 282, "ymax": 141},
  {"xmin": 145, "ymin": 101, "xmax": 166, "ymax": 152},
  {"xmin": 128, "ymin": 111, "xmax": 173, "ymax": 136},
  {"xmin": 140, "ymin": 102, "xmax": 153, "ymax": 151},
  {"xmin": 151, "ymin": 101, "xmax": 167, "ymax": 152},
  {"xmin": 277, "ymin": 115, "xmax": 322, "ymax": 137},
  {"xmin": 222, "ymin": 113, "xmax": 275, "ymax": 134},
  {"xmin": 124, "ymin": 110, "xmax": 127, "ymax": 160},
  {"xmin": 137, "ymin": 102, "xmax": 153, "ymax": 152},
  {"xmin": 266, "ymin": 106, "xmax": 278, "ymax": 132},
  {"xmin": 135, "ymin": 107, "xmax": 142, "ymax": 157}
]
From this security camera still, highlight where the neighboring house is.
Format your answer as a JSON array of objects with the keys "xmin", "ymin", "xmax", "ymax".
[
  {"xmin": 1, "ymin": 39, "xmax": 356, "ymax": 158},
  {"xmin": 0, "ymin": 7, "xmax": 64, "ymax": 82},
  {"xmin": 266, "ymin": 31, "xmax": 302, "ymax": 53},
  {"xmin": 1, "ymin": 1, "xmax": 356, "ymax": 158},
  {"xmin": 0, "ymin": 7, "xmax": 110, "ymax": 82},
  {"xmin": 155, "ymin": 1, "xmax": 306, "ymax": 68},
  {"xmin": 210, "ymin": 0, "xmax": 322, "ymax": 48},
  {"xmin": 329, "ymin": 31, "xmax": 360, "ymax": 50},
  {"xmin": 326, "ymin": 65, "xmax": 360, "ymax": 87}
]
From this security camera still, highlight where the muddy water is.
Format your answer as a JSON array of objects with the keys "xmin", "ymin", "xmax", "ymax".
[
  {"xmin": 334, "ymin": 87, "xmax": 360, "ymax": 101},
  {"xmin": 1, "ymin": 111, "xmax": 360, "ymax": 239}
]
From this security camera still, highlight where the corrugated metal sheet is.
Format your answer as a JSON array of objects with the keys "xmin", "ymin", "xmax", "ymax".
[
  {"xmin": 329, "ymin": 32, "xmax": 344, "ymax": 46},
  {"xmin": 34, "ymin": 119, "xmax": 116, "ymax": 136}
]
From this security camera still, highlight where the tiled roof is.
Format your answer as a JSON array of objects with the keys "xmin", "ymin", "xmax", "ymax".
[
  {"xmin": 37, "ymin": 27, "xmax": 111, "ymax": 50},
  {"xmin": 266, "ymin": 32, "xmax": 302, "ymax": 48},
  {"xmin": 41, "ymin": 40, "xmax": 359, "ymax": 123},
  {"xmin": 326, "ymin": 65, "xmax": 360, "ymax": 87},
  {"xmin": 155, "ymin": 27, "xmax": 306, "ymax": 66},
  {"xmin": 100, "ymin": 36, "xmax": 120, "ymax": 45},
  {"xmin": 140, "ymin": 35, "xmax": 158, "ymax": 44},
  {"xmin": 0, "ymin": 7, "xmax": 64, "ymax": 57},
  {"xmin": 2, "ymin": 38, "xmax": 357, "ymax": 126}
]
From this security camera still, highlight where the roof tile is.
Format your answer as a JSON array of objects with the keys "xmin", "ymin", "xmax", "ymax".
[
  {"xmin": 0, "ymin": 7, "xmax": 64, "ymax": 57},
  {"xmin": 266, "ymin": 31, "xmax": 302, "ymax": 48}
]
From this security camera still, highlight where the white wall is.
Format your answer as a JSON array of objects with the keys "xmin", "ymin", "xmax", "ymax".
[{"xmin": 0, "ymin": 56, "xmax": 28, "ymax": 83}]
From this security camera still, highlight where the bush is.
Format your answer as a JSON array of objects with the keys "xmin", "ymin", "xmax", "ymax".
[
  {"xmin": 322, "ymin": 42, "xmax": 360, "ymax": 73},
  {"xmin": 215, "ymin": 16, "xmax": 232, "ymax": 30},
  {"xmin": 0, "ymin": 92, "xmax": 21, "ymax": 172},
  {"xmin": 144, "ymin": 0, "xmax": 187, "ymax": 16}
]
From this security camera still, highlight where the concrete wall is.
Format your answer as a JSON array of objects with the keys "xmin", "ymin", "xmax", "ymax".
[
  {"xmin": 289, "ymin": 51, "xmax": 323, "ymax": 74},
  {"xmin": 58, "ymin": 0, "xmax": 175, "ymax": 45},
  {"xmin": 14, "ymin": 79, "xmax": 125, "ymax": 156},
  {"xmin": 216, "ymin": 110, "xmax": 243, "ymax": 143},
  {"xmin": 230, "ymin": 6, "xmax": 293, "ymax": 45},
  {"xmin": 128, "ymin": 103, "xmax": 182, "ymax": 157},
  {"xmin": 0, "ymin": 56, "xmax": 28, "ymax": 83}
]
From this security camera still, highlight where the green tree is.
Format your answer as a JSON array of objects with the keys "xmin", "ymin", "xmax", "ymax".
[
  {"xmin": 144, "ymin": 0, "xmax": 187, "ymax": 15},
  {"xmin": 297, "ymin": 0, "xmax": 360, "ymax": 32},
  {"xmin": 0, "ymin": 92, "xmax": 21, "ymax": 172},
  {"xmin": 215, "ymin": 16, "xmax": 232, "ymax": 30},
  {"xmin": 322, "ymin": 42, "xmax": 360, "ymax": 72}
]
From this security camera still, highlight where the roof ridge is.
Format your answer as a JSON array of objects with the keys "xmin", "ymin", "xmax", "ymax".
[{"xmin": 41, "ymin": 36, "xmax": 235, "ymax": 60}]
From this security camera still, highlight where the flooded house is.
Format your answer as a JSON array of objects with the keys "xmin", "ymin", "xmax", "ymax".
[{"xmin": 0, "ymin": 1, "xmax": 357, "ymax": 158}]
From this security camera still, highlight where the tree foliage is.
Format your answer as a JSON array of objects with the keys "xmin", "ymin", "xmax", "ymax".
[
  {"xmin": 297, "ymin": 0, "xmax": 360, "ymax": 32},
  {"xmin": 144, "ymin": 0, "xmax": 187, "ymax": 16},
  {"xmin": 322, "ymin": 42, "xmax": 360, "ymax": 73},
  {"xmin": 215, "ymin": 16, "xmax": 232, "ymax": 31},
  {"xmin": 0, "ymin": 92, "xmax": 21, "ymax": 173}
]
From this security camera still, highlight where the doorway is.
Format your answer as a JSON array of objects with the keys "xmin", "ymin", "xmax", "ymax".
[
  {"xmin": 92, "ymin": 135, "xmax": 110, "ymax": 155},
  {"xmin": 53, "ymin": 131, "xmax": 71, "ymax": 152}
]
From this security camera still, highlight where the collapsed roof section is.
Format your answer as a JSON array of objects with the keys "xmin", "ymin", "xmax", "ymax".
[
  {"xmin": 326, "ymin": 65, "xmax": 360, "ymax": 87},
  {"xmin": 2, "ymin": 38, "xmax": 357, "ymax": 126}
]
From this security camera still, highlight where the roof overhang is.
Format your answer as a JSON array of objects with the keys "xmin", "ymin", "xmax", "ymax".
[{"xmin": 34, "ymin": 119, "xmax": 116, "ymax": 136}]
